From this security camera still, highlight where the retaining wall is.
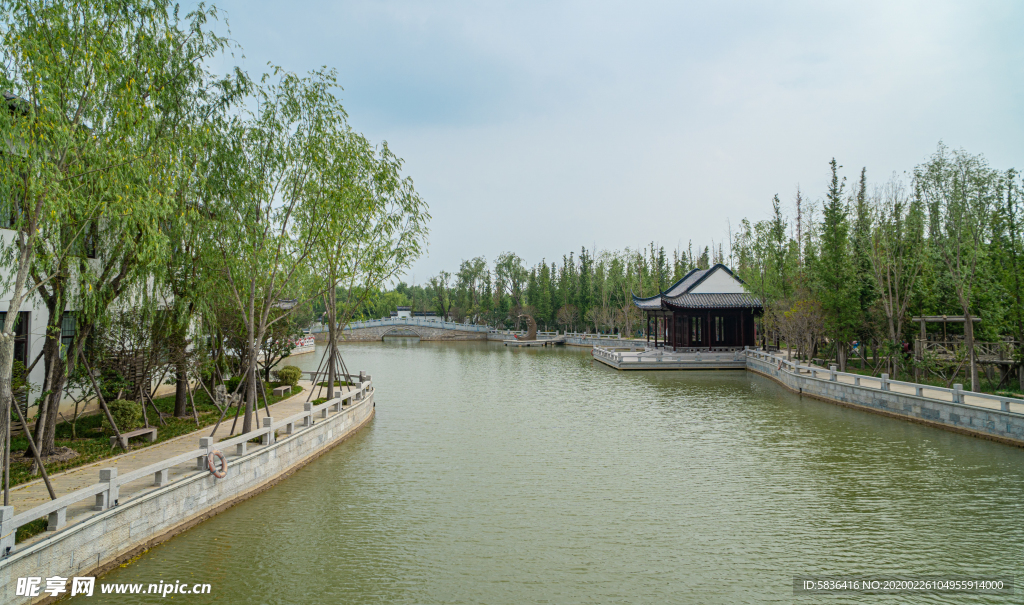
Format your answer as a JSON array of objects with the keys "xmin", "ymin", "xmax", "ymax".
[
  {"xmin": 1, "ymin": 392, "xmax": 375, "ymax": 604},
  {"xmin": 746, "ymin": 354, "xmax": 1024, "ymax": 447}
]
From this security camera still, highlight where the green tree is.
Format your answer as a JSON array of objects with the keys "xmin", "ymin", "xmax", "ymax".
[
  {"xmin": 850, "ymin": 168, "xmax": 878, "ymax": 366},
  {"xmin": 1, "ymin": 0, "xmax": 233, "ymax": 454},
  {"xmin": 815, "ymin": 159, "xmax": 857, "ymax": 370},
  {"xmin": 868, "ymin": 175, "xmax": 925, "ymax": 378},
  {"xmin": 916, "ymin": 144, "xmax": 998, "ymax": 391}
]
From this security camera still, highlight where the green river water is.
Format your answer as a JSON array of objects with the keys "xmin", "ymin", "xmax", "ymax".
[{"xmin": 73, "ymin": 341, "xmax": 1024, "ymax": 604}]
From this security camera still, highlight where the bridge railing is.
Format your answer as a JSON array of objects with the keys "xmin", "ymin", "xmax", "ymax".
[
  {"xmin": 310, "ymin": 318, "xmax": 490, "ymax": 333},
  {"xmin": 0, "ymin": 375, "xmax": 374, "ymax": 556}
]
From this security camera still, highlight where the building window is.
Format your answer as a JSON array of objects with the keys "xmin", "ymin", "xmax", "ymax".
[
  {"xmin": 77, "ymin": 221, "xmax": 97, "ymax": 259},
  {"xmin": 61, "ymin": 312, "xmax": 76, "ymax": 358},
  {"xmin": 691, "ymin": 316, "xmax": 702, "ymax": 344},
  {"xmin": 0, "ymin": 311, "xmax": 29, "ymax": 364},
  {"xmin": 715, "ymin": 316, "xmax": 724, "ymax": 343}
]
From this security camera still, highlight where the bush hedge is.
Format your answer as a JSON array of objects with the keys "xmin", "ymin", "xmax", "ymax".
[
  {"xmin": 277, "ymin": 366, "xmax": 302, "ymax": 387},
  {"xmin": 101, "ymin": 399, "xmax": 142, "ymax": 434}
]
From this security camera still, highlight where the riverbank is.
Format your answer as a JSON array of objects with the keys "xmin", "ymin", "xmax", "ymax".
[
  {"xmin": 745, "ymin": 350, "xmax": 1024, "ymax": 448},
  {"xmin": 589, "ymin": 344, "xmax": 1024, "ymax": 448},
  {"xmin": 0, "ymin": 377, "xmax": 375, "ymax": 604},
  {"xmin": 73, "ymin": 340, "xmax": 1024, "ymax": 604}
]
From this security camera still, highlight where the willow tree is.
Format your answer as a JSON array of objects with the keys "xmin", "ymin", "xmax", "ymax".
[
  {"xmin": 1, "ymin": 0, "xmax": 232, "ymax": 457},
  {"xmin": 206, "ymin": 68, "xmax": 362, "ymax": 433},
  {"xmin": 307, "ymin": 128, "xmax": 429, "ymax": 400}
]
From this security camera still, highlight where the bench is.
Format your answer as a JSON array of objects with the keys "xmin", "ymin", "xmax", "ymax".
[
  {"xmin": 272, "ymin": 385, "xmax": 291, "ymax": 397},
  {"xmin": 110, "ymin": 427, "xmax": 157, "ymax": 449}
]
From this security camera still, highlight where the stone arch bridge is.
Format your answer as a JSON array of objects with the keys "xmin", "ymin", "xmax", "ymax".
[{"xmin": 311, "ymin": 318, "xmax": 490, "ymax": 342}]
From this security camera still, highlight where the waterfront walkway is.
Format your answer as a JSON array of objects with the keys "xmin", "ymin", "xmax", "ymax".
[{"xmin": 9, "ymin": 380, "xmax": 351, "ymax": 546}]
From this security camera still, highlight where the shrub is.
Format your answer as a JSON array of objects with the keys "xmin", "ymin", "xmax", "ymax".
[
  {"xmin": 277, "ymin": 366, "xmax": 301, "ymax": 387},
  {"xmin": 101, "ymin": 399, "xmax": 142, "ymax": 434},
  {"xmin": 224, "ymin": 376, "xmax": 242, "ymax": 394}
]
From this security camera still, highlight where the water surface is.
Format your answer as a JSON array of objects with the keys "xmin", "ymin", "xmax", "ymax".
[{"xmin": 76, "ymin": 341, "xmax": 1024, "ymax": 603}]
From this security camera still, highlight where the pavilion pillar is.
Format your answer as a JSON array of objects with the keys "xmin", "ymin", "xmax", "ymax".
[
  {"xmin": 706, "ymin": 310, "xmax": 711, "ymax": 351},
  {"xmin": 740, "ymin": 310, "xmax": 746, "ymax": 348}
]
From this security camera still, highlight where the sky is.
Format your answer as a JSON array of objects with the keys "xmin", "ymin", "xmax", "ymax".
[{"xmin": 199, "ymin": 0, "xmax": 1024, "ymax": 281}]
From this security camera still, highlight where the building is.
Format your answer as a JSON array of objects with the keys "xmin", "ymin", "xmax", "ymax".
[
  {"xmin": 632, "ymin": 264, "xmax": 762, "ymax": 351},
  {"xmin": 389, "ymin": 307, "xmax": 436, "ymax": 320}
]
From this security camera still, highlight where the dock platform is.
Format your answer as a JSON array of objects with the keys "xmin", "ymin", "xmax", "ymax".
[
  {"xmin": 504, "ymin": 337, "xmax": 566, "ymax": 347},
  {"xmin": 592, "ymin": 345, "xmax": 747, "ymax": 370}
]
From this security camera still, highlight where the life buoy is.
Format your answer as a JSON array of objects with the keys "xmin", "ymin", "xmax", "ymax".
[{"xmin": 207, "ymin": 450, "xmax": 227, "ymax": 478}]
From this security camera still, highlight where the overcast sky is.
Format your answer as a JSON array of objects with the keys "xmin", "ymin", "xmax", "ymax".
[{"xmin": 202, "ymin": 0, "xmax": 1024, "ymax": 281}]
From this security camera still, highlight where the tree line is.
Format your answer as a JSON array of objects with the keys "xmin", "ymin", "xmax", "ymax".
[
  {"xmin": 0, "ymin": 0, "xmax": 428, "ymax": 476},
  {"xmin": 365, "ymin": 144, "xmax": 1022, "ymax": 393}
]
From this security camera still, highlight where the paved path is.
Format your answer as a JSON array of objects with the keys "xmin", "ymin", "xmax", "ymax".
[{"xmin": 9, "ymin": 380, "xmax": 351, "ymax": 545}]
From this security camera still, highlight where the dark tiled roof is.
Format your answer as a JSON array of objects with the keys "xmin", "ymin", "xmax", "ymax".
[
  {"xmin": 633, "ymin": 296, "xmax": 664, "ymax": 310},
  {"xmin": 631, "ymin": 264, "xmax": 760, "ymax": 311},
  {"xmin": 663, "ymin": 292, "xmax": 761, "ymax": 309}
]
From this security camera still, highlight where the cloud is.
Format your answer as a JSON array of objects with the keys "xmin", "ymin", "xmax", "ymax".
[{"xmin": 201, "ymin": 0, "xmax": 1024, "ymax": 278}]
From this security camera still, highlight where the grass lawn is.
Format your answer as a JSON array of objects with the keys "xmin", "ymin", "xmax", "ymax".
[
  {"xmin": 315, "ymin": 380, "xmax": 354, "ymax": 387},
  {"xmin": 8, "ymin": 382, "xmax": 303, "ymax": 490}
]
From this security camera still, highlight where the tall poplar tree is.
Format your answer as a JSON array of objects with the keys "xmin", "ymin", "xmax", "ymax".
[{"xmin": 816, "ymin": 159, "xmax": 857, "ymax": 370}]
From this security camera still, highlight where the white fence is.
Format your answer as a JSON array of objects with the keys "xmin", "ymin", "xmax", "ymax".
[
  {"xmin": 746, "ymin": 349, "xmax": 1024, "ymax": 413},
  {"xmin": 0, "ymin": 375, "xmax": 373, "ymax": 555},
  {"xmin": 326, "ymin": 318, "xmax": 490, "ymax": 333}
]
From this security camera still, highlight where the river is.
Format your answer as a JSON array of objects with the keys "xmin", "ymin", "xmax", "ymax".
[{"xmin": 74, "ymin": 341, "xmax": 1024, "ymax": 603}]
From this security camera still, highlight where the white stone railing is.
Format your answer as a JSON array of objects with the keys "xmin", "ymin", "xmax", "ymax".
[
  {"xmin": 745, "ymin": 349, "xmax": 1024, "ymax": 413},
  {"xmin": 0, "ymin": 375, "xmax": 373, "ymax": 556},
  {"xmin": 592, "ymin": 345, "xmax": 742, "ymax": 364},
  {"xmin": 488, "ymin": 329, "xmax": 560, "ymax": 338},
  {"xmin": 327, "ymin": 317, "xmax": 489, "ymax": 333}
]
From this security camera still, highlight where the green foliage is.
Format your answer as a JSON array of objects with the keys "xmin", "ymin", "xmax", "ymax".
[
  {"xmin": 16, "ymin": 517, "xmax": 48, "ymax": 544},
  {"xmin": 101, "ymin": 399, "xmax": 142, "ymax": 435},
  {"xmin": 277, "ymin": 366, "xmax": 302, "ymax": 387}
]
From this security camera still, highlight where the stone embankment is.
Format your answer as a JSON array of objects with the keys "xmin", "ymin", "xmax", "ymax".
[
  {"xmin": 745, "ymin": 350, "xmax": 1024, "ymax": 447},
  {"xmin": 590, "ymin": 344, "xmax": 1024, "ymax": 447},
  {"xmin": 0, "ymin": 377, "xmax": 375, "ymax": 604}
]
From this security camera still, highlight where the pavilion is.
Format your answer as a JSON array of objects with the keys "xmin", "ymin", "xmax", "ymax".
[{"xmin": 632, "ymin": 264, "xmax": 762, "ymax": 351}]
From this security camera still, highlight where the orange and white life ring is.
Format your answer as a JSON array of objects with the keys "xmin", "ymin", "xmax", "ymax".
[{"xmin": 207, "ymin": 450, "xmax": 227, "ymax": 478}]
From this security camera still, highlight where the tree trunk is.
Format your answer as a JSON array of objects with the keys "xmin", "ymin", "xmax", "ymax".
[
  {"xmin": 327, "ymin": 284, "xmax": 337, "ymax": 401},
  {"xmin": 0, "ymin": 332, "xmax": 14, "ymax": 491},
  {"xmin": 174, "ymin": 364, "xmax": 189, "ymax": 417},
  {"xmin": 242, "ymin": 320, "xmax": 256, "ymax": 434},
  {"xmin": 0, "ymin": 227, "xmax": 38, "ymax": 499},
  {"xmin": 38, "ymin": 326, "xmax": 67, "ymax": 457}
]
